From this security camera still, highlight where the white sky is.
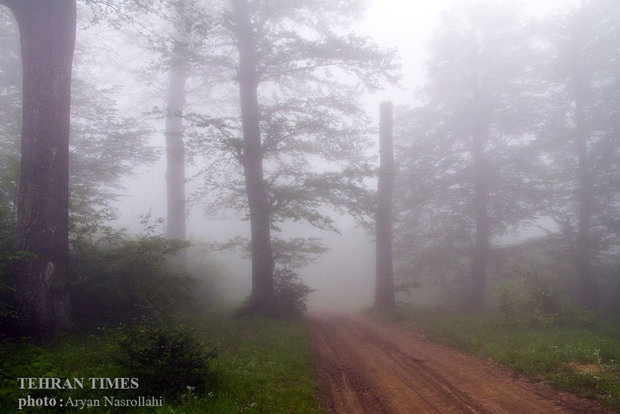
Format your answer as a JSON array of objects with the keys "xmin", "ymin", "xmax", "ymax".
[{"xmin": 358, "ymin": 0, "xmax": 579, "ymax": 108}]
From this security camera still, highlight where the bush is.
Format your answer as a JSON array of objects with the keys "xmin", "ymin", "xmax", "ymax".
[
  {"xmin": 115, "ymin": 320, "xmax": 218, "ymax": 399},
  {"xmin": 0, "ymin": 252, "xmax": 29, "ymax": 336},
  {"xmin": 272, "ymin": 269, "xmax": 314, "ymax": 316},
  {"xmin": 238, "ymin": 269, "xmax": 313, "ymax": 317},
  {"xmin": 69, "ymin": 232, "xmax": 196, "ymax": 329},
  {"xmin": 494, "ymin": 269, "xmax": 561, "ymax": 327}
]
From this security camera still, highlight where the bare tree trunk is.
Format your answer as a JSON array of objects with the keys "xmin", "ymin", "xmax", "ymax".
[
  {"xmin": 569, "ymin": 7, "xmax": 599, "ymax": 310},
  {"xmin": 574, "ymin": 129, "xmax": 598, "ymax": 310},
  {"xmin": 165, "ymin": 16, "xmax": 189, "ymax": 267},
  {"xmin": 6, "ymin": 0, "xmax": 76, "ymax": 335},
  {"xmin": 375, "ymin": 101, "xmax": 395, "ymax": 310},
  {"xmin": 232, "ymin": 0, "xmax": 274, "ymax": 312},
  {"xmin": 571, "ymin": 29, "xmax": 598, "ymax": 310},
  {"xmin": 470, "ymin": 120, "xmax": 490, "ymax": 312}
]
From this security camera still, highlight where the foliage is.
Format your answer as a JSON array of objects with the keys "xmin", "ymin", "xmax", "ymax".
[
  {"xmin": 183, "ymin": 315, "xmax": 320, "ymax": 414},
  {"xmin": 115, "ymin": 320, "xmax": 218, "ymax": 399},
  {"xmin": 393, "ymin": 1, "xmax": 539, "ymax": 300},
  {"xmin": 69, "ymin": 229, "xmax": 196, "ymax": 330},
  {"xmin": 494, "ymin": 269, "xmax": 562, "ymax": 327},
  {"xmin": 0, "ymin": 314, "xmax": 319, "ymax": 413},
  {"xmin": 239, "ymin": 269, "xmax": 314, "ymax": 318},
  {"xmin": 272, "ymin": 269, "xmax": 314, "ymax": 316},
  {"xmin": 527, "ymin": 0, "xmax": 620, "ymax": 308},
  {"xmin": 394, "ymin": 0, "xmax": 620, "ymax": 311},
  {"xmin": 0, "ymin": 10, "xmax": 20, "ymax": 234},
  {"xmin": 531, "ymin": 0, "xmax": 620, "ymax": 250},
  {"xmin": 0, "ymin": 5, "xmax": 157, "ymax": 229},
  {"xmin": 235, "ymin": 237, "xmax": 321, "ymax": 317},
  {"xmin": 401, "ymin": 311, "xmax": 620, "ymax": 410},
  {"xmin": 0, "ymin": 253, "xmax": 18, "ymax": 330},
  {"xmin": 189, "ymin": 0, "xmax": 398, "ymax": 311},
  {"xmin": 0, "ymin": 203, "xmax": 15, "ymax": 253}
]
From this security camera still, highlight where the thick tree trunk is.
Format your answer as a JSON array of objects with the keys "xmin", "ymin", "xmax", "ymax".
[
  {"xmin": 375, "ymin": 101, "xmax": 395, "ymax": 310},
  {"xmin": 165, "ymin": 21, "xmax": 189, "ymax": 267},
  {"xmin": 232, "ymin": 0, "xmax": 274, "ymax": 311},
  {"xmin": 470, "ymin": 121, "xmax": 490, "ymax": 312},
  {"xmin": 7, "ymin": 0, "xmax": 76, "ymax": 335}
]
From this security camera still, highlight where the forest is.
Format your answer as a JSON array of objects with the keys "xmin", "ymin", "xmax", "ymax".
[{"xmin": 1, "ymin": 0, "xmax": 619, "ymax": 412}]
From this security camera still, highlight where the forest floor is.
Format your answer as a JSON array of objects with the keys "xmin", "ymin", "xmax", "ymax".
[{"xmin": 310, "ymin": 313, "xmax": 612, "ymax": 414}]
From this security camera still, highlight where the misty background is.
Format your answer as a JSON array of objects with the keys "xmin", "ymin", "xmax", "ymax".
[
  {"xmin": 109, "ymin": 0, "xmax": 584, "ymax": 310},
  {"xmin": 1, "ymin": 0, "xmax": 615, "ymax": 314}
]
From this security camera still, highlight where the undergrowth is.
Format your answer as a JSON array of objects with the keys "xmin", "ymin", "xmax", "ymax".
[{"xmin": 0, "ymin": 314, "xmax": 320, "ymax": 413}]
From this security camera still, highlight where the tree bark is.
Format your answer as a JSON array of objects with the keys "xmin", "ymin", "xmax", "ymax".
[
  {"xmin": 375, "ymin": 101, "xmax": 395, "ymax": 309},
  {"xmin": 232, "ymin": 0, "xmax": 274, "ymax": 311},
  {"xmin": 571, "ymin": 11, "xmax": 599, "ymax": 309},
  {"xmin": 574, "ymin": 122, "xmax": 598, "ymax": 310},
  {"xmin": 470, "ymin": 114, "xmax": 490, "ymax": 312},
  {"xmin": 165, "ymin": 14, "xmax": 189, "ymax": 267},
  {"xmin": 7, "ymin": 0, "xmax": 76, "ymax": 335}
]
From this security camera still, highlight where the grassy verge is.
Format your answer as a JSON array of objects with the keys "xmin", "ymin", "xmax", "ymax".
[
  {"xmin": 0, "ymin": 314, "xmax": 321, "ymax": 413},
  {"xmin": 394, "ymin": 311, "xmax": 620, "ymax": 411}
]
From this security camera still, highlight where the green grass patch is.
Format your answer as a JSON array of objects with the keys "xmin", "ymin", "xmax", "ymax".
[
  {"xmin": 0, "ymin": 314, "xmax": 321, "ymax": 413},
  {"xmin": 397, "ymin": 311, "xmax": 620, "ymax": 411}
]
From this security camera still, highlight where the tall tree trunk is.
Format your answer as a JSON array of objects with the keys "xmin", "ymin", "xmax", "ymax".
[
  {"xmin": 571, "ymin": 10, "xmax": 599, "ymax": 309},
  {"xmin": 232, "ymin": 0, "xmax": 274, "ymax": 311},
  {"xmin": 574, "ymin": 121, "xmax": 598, "ymax": 309},
  {"xmin": 375, "ymin": 101, "xmax": 395, "ymax": 309},
  {"xmin": 6, "ymin": 0, "xmax": 76, "ymax": 335},
  {"xmin": 467, "ymin": 29, "xmax": 491, "ymax": 312},
  {"xmin": 165, "ymin": 18, "xmax": 189, "ymax": 267},
  {"xmin": 470, "ymin": 119, "xmax": 490, "ymax": 312}
]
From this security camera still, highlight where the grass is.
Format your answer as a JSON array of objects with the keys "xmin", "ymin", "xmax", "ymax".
[
  {"xmin": 0, "ymin": 314, "xmax": 321, "ymax": 413},
  {"xmin": 395, "ymin": 311, "xmax": 620, "ymax": 411}
]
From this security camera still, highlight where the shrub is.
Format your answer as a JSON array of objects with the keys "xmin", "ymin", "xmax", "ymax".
[
  {"xmin": 238, "ymin": 269, "xmax": 314, "ymax": 317},
  {"xmin": 0, "ymin": 252, "xmax": 30, "ymax": 336},
  {"xmin": 69, "ymin": 232, "xmax": 196, "ymax": 329},
  {"xmin": 494, "ymin": 269, "xmax": 561, "ymax": 327},
  {"xmin": 115, "ymin": 320, "xmax": 218, "ymax": 398},
  {"xmin": 272, "ymin": 268, "xmax": 314, "ymax": 316}
]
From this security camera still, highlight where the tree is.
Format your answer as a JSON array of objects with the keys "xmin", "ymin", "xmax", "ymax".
[
  {"xmin": 164, "ymin": 2, "xmax": 190, "ymax": 265},
  {"xmin": 375, "ymin": 101, "xmax": 395, "ymax": 309},
  {"xmin": 87, "ymin": 0, "xmax": 227, "ymax": 267},
  {"xmin": 230, "ymin": 0, "xmax": 275, "ymax": 310},
  {"xmin": 532, "ymin": 0, "xmax": 620, "ymax": 310},
  {"xmin": 192, "ymin": 0, "xmax": 397, "ymax": 313},
  {"xmin": 1, "ymin": 1, "xmax": 157, "ymax": 334},
  {"xmin": 0, "ymin": 0, "xmax": 76, "ymax": 334},
  {"xmin": 395, "ymin": 1, "xmax": 537, "ymax": 310},
  {"xmin": 0, "ymin": 5, "xmax": 158, "ymax": 236}
]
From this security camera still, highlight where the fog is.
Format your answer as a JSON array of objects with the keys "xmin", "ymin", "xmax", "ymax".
[
  {"xmin": 108, "ymin": 0, "xmax": 598, "ymax": 310},
  {"xmin": 2, "ymin": 0, "xmax": 618, "ymax": 317},
  {"xmin": 110, "ymin": 0, "xmax": 584, "ymax": 310}
]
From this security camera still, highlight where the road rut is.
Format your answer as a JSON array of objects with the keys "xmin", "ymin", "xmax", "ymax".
[{"xmin": 311, "ymin": 314, "xmax": 610, "ymax": 414}]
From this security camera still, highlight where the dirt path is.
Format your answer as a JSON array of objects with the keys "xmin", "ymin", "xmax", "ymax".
[{"xmin": 310, "ymin": 313, "xmax": 610, "ymax": 414}]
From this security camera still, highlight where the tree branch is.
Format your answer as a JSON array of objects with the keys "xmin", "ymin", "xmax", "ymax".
[{"xmin": 0, "ymin": 0, "xmax": 17, "ymax": 12}]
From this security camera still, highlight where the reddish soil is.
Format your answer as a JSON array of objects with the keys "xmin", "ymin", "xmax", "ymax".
[{"xmin": 310, "ymin": 313, "xmax": 611, "ymax": 414}]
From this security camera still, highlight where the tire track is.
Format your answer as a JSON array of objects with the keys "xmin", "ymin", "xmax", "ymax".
[{"xmin": 310, "ymin": 314, "xmax": 611, "ymax": 414}]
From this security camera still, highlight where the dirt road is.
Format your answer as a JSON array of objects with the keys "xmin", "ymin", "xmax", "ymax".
[{"xmin": 311, "ymin": 314, "xmax": 609, "ymax": 414}]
